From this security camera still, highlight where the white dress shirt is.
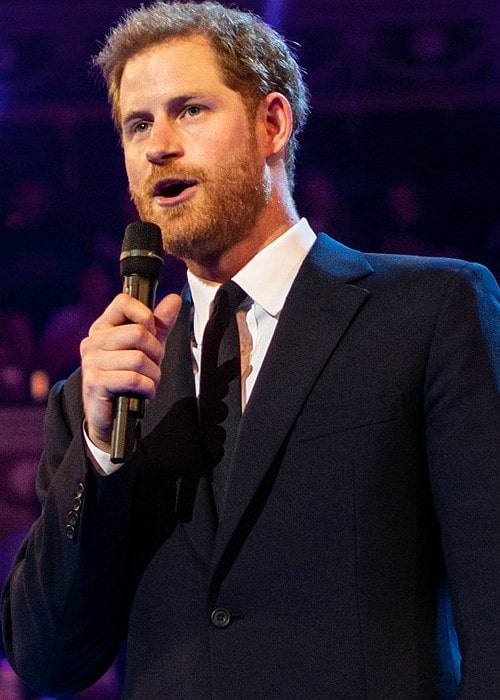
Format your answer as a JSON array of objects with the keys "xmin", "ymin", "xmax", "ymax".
[{"xmin": 87, "ymin": 218, "xmax": 316, "ymax": 474}]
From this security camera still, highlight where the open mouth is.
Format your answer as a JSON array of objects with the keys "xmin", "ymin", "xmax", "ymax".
[{"xmin": 152, "ymin": 179, "xmax": 198, "ymax": 200}]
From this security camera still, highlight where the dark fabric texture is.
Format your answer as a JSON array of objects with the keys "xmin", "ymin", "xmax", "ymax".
[{"xmin": 2, "ymin": 234, "xmax": 500, "ymax": 699}]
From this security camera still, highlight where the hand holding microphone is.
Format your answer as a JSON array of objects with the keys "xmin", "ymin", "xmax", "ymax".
[
  {"xmin": 111, "ymin": 221, "xmax": 164, "ymax": 462},
  {"xmin": 80, "ymin": 222, "xmax": 182, "ymax": 462}
]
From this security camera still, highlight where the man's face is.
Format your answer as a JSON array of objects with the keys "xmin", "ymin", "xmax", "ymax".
[{"xmin": 119, "ymin": 36, "xmax": 270, "ymax": 264}]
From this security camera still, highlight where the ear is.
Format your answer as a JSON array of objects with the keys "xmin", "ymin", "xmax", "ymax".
[{"xmin": 255, "ymin": 92, "xmax": 293, "ymax": 160}]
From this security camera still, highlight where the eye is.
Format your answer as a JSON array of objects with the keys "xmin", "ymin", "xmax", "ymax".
[
  {"xmin": 183, "ymin": 105, "xmax": 204, "ymax": 118},
  {"xmin": 133, "ymin": 121, "xmax": 150, "ymax": 133}
]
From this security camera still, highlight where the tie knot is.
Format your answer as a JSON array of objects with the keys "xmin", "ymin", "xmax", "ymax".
[{"xmin": 213, "ymin": 280, "xmax": 246, "ymax": 312}]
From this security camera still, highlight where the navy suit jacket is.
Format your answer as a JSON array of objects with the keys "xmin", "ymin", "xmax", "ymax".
[{"xmin": 2, "ymin": 234, "xmax": 500, "ymax": 698}]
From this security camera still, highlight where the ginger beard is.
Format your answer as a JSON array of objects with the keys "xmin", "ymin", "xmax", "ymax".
[{"xmin": 129, "ymin": 134, "xmax": 271, "ymax": 265}]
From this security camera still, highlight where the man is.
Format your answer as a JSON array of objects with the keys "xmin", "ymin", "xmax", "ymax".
[{"xmin": 2, "ymin": 2, "xmax": 500, "ymax": 698}]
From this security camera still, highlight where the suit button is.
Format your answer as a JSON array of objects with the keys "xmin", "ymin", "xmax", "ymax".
[
  {"xmin": 211, "ymin": 608, "xmax": 231, "ymax": 628},
  {"xmin": 67, "ymin": 511, "xmax": 79, "ymax": 526},
  {"xmin": 66, "ymin": 524, "xmax": 75, "ymax": 540}
]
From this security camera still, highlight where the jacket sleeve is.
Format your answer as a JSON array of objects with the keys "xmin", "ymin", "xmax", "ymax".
[
  {"xmin": 1, "ymin": 371, "xmax": 141, "ymax": 695},
  {"xmin": 423, "ymin": 262, "xmax": 500, "ymax": 698}
]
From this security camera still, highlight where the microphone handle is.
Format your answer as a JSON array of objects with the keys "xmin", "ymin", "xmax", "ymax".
[{"xmin": 110, "ymin": 273, "xmax": 159, "ymax": 463}]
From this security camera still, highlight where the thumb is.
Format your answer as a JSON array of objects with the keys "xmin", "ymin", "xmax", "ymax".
[{"xmin": 154, "ymin": 293, "xmax": 183, "ymax": 345}]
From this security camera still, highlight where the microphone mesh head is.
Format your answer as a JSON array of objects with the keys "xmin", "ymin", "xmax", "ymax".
[
  {"xmin": 121, "ymin": 221, "xmax": 163, "ymax": 256},
  {"xmin": 120, "ymin": 221, "xmax": 164, "ymax": 280}
]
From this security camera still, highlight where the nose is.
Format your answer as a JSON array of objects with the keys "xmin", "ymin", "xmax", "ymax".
[{"xmin": 146, "ymin": 118, "xmax": 183, "ymax": 164}]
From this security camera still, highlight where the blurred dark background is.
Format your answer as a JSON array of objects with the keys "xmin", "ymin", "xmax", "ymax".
[{"xmin": 0, "ymin": 0, "xmax": 499, "ymax": 697}]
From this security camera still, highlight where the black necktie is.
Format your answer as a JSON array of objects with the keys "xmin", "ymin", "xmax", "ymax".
[{"xmin": 198, "ymin": 280, "xmax": 246, "ymax": 516}]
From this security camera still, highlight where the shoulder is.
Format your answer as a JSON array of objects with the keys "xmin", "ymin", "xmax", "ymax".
[
  {"xmin": 364, "ymin": 249, "xmax": 485, "ymax": 277},
  {"xmin": 314, "ymin": 231, "xmax": 490, "ymax": 275},
  {"xmin": 310, "ymin": 233, "xmax": 499, "ymax": 317},
  {"xmin": 312, "ymin": 232, "xmax": 498, "ymax": 290},
  {"xmin": 363, "ymin": 251, "xmax": 498, "ymax": 303}
]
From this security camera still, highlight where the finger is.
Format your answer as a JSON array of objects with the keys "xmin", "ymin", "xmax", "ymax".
[
  {"xmin": 89, "ymin": 293, "xmax": 157, "ymax": 334},
  {"xmin": 154, "ymin": 294, "xmax": 183, "ymax": 345},
  {"xmin": 83, "ymin": 344, "xmax": 162, "ymax": 380},
  {"xmin": 85, "ymin": 368, "xmax": 159, "ymax": 401},
  {"xmin": 82, "ymin": 323, "xmax": 164, "ymax": 365}
]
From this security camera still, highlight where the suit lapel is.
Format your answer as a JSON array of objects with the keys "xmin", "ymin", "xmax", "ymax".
[
  {"xmin": 140, "ymin": 290, "xmax": 216, "ymax": 562},
  {"xmin": 210, "ymin": 234, "xmax": 374, "ymax": 578},
  {"xmin": 141, "ymin": 291, "xmax": 198, "ymax": 463}
]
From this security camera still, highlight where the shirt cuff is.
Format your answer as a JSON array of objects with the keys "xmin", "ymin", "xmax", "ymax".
[{"xmin": 82, "ymin": 423, "xmax": 125, "ymax": 475}]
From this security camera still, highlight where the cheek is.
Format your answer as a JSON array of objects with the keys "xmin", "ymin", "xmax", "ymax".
[
  {"xmin": 189, "ymin": 137, "xmax": 222, "ymax": 165},
  {"xmin": 123, "ymin": 149, "xmax": 142, "ymax": 189},
  {"xmin": 200, "ymin": 120, "xmax": 250, "ymax": 159}
]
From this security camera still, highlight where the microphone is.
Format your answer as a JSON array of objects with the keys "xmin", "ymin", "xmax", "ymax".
[{"xmin": 110, "ymin": 221, "xmax": 164, "ymax": 463}]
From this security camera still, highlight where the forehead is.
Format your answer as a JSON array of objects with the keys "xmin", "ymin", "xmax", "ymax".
[{"xmin": 119, "ymin": 35, "xmax": 227, "ymax": 103}]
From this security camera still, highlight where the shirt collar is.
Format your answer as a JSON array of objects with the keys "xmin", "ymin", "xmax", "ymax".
[{"xmin": 188, "ymin": 218, "xmax": 316, "ymax": 343}]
